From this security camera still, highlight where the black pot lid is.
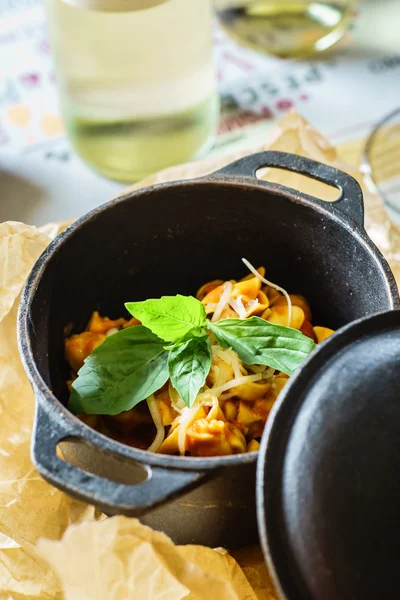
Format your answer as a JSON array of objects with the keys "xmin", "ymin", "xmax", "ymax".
[{"xmin": 256, "ymin": 309, "xmax": 400, "ymax": 600}]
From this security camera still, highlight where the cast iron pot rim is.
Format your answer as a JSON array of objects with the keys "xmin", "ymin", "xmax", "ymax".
[
  {"xmin": 18, "ymin": 175, "xmax": 399, "ymax": 472},
  {"xmin": 255, "ymin": 308, "xmax": 400, "ymax": 600}
]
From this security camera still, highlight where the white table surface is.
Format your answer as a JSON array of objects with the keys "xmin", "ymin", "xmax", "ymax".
[{"xmin": 0, "ymin": 0, "xmax": 400, "ymax": 226}]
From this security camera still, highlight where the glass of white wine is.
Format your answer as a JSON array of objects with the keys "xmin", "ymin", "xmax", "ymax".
[
  {"xmin": 215, "ymin": 0, "xmax": 358, "ymax": 58},
  {"xmin": 46, "ymin": 0, "xmax": 219, "ymax": 182}
]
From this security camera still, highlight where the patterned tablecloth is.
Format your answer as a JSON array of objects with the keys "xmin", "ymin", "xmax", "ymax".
[{"xmin": 1, "ymin": 0, "xmax": 400, "ymax": 225}]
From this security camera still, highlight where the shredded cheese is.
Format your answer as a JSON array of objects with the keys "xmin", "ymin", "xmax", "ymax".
[
  {"xmin": 212, "ymin": 346, "xmax": 243, "ymax": 380},
  {"xmin": 247, "ymin": 364, "xmax": 273, "ymax": 377},
  {"xmin": 264, "ymin": 367, "xmax": 276, "ymax": 379},
  {"xmin": 106, "ymin": 327, "xmax": 119, "ymax": 337},
  {"xmin": 228, "ymin": 295, "xmax": 246, "ymax": 318},
  {"xmin": 206, "ymin": 395, "xmax": 220, "ymax": 421},
  {"xmin": 203, "ymin": 302, "xmax": 217, "ymax": 315},
  {"xmin": 247, "ymin": 363, "xmax": 266, "ymax": 374},
  {"xmin": 228, "ymin": 296, "xmax": 260, "ymax": 319},
  {"xmin": 211, "ymin": 281, "xmax": 233, "ymax": 322},
  {"xmin": 199, "ymin": 372, "xmax": 263, "ymax": 400},
  {"xmin": 242, "ymin": 257, "xmax": 292, "ymax": 327},
  {"xmin": 177, "ymin": 405, "xmax": 201, "ymax": 456},
  {"xmin": 246, "ymin": 298, "xmax": 260, "ymax": 317},
  {"xmin": 168, "ymin": 381, "xmax": 185, "ymax": 414},
  {"xmin": 146, "ymin": 395, "xmax": 165, "ymax": 452}
]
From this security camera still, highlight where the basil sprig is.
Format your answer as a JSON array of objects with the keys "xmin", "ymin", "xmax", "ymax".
[
  {"xmin": 168, "ymin": 335, "xmax": 212, "ymax": 408},
  {"xmin": 125, "ymin": 295, "xmax": 206, "ymax": 343},
  {"xmin": 208, "ymin": 317, "xmax": 314, "ymax": 376},
  {"xmin": 69, "ymin": 326, "xmax": 169, "ymax": 415},
  {"xmin": 69, "ymin": 295, "xmax": 316, "ymax": 416}
]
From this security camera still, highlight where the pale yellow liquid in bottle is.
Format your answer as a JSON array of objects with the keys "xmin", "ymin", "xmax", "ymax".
[
  {"xmin": 46, "ymin": 0, "xmax": 219, "ymax": 182},
  {"xmin": 215, "ymin": 0, "xmax": 356, "ymax": 58}
]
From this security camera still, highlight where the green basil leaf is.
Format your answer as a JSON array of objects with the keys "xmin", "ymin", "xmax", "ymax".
[
  {"xmin": 68, "ymin": 325, "xmax": 169, "ymax": 415},
  {"xmin": 168, "ymin": 335, "xmax": 212, "ymax": 407},
  {"xmin": 208, "ymin": 316, "xmax": 316, "ymax": 376},
  {"xmin": 125, "ymin": 295, "xmax": 206, "ymax": 343}
]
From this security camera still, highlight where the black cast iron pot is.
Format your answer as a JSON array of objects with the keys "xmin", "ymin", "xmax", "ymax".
[{"xmin": 18, "ymin": 151, "xmax": 399, "ymax": 549}]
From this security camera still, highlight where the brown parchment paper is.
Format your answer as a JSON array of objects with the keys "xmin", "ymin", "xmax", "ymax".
[
  {"xmin": 36, "ymin": 518, "xmax": 257, "ymax": 600},
  {"xmin": 0, "ymin": 110, "xmax": 398, "ymax": 600}
]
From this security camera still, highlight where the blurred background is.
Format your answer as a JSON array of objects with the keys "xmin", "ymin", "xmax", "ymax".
[{"xmin": 0, "ymin": 0, "xmax": 399, "ymax": 225}]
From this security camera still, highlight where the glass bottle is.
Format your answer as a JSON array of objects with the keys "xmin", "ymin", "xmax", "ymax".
[
  {"xmin": 215, "ymin": 0, "xmax": 358, "ymax": 58},
  {"xmin": 46, "ymin": 0, "xmax": 219, "ymax": 182}
]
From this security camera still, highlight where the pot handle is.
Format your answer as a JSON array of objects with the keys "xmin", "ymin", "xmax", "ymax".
[
  {"xmin": 32, "ymin": 400, "xmax": 206, "ymax": 515},
  {"xmin": 213, "ymin": 151, "xmax": 364, "ymax": 227}
]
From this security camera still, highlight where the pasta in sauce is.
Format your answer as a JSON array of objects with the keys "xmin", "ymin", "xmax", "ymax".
[{"xmin": 65, "ymin": 266, "xmax": 334, "ymax": 457}]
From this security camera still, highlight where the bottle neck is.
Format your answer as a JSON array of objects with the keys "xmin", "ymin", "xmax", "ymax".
[{"xmin": 59, "ymin": 0, "xmax": 170, "ymax": 11}]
